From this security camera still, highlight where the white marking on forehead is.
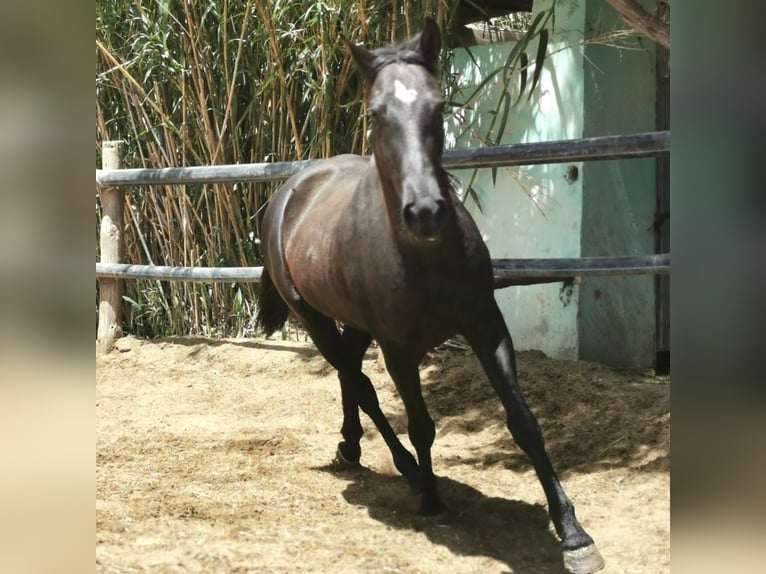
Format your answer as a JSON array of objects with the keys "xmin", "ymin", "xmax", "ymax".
[{"xmin": 394, "ymin": 79, "xmax": 418, "ymax": 104}]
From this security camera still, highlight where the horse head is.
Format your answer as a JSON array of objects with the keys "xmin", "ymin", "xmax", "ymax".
[{"xmin": 344, "ymin": 18, "xmax": 452, "ymax": 246}]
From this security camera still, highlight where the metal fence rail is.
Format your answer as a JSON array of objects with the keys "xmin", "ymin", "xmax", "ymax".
[
  {"xmin": 96, "ymin": 131, "xmax": 669, "ymax": 187},
  {"xmin": 96, "ymin": 132, "xmax": 671, "ymax": 351},
  {"xmin": 96, "ymin": 254, "xmax": 670, "ymax": 289}
]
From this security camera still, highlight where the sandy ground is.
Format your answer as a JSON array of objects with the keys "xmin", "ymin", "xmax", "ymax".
[{"xmin": 96, "ymin": 335, "xmax": 669, "ymax": 573}]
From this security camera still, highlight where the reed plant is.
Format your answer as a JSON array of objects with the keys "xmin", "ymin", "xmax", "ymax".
[{"xmin": 96, "ymin": 1, "xmax": 539, "ymax": 338}]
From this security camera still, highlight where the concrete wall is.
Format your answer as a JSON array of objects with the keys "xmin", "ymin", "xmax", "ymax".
[
  {"xmin": 445, "ymin": 0, "xmax": 659, "ymax": 367},
  {"xmin": 446, "ymin": 0, "xmax": 587, "ymax": 360},
  {"xmin": 579, "ymin": 0, "xmax": 657, "ymax": 368}
]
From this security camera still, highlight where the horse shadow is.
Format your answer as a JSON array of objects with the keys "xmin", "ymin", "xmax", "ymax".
[
  {"xmin": 156, "ymin": 335, "xmax": 323, "ymax": 359},
  {"xmin": 317, "ymin": 464, "xmax": 567, "ymax": 573}
]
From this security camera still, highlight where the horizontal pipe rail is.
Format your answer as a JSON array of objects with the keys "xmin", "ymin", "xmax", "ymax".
[
  {"xmin": 95, "ymin": 131, "xmax": 669, "ymax": 188},
  {"xmin": 491, "ymin": 254, "xmax": 670, "ymax": 288},
  {"xmin": 445, "ymin": 130, "xmax": 669, "ymax": 169},
  {"xmin": 96, "ymin": 159, "xmax": 313, "ymax": 188},
  {"xmin": 492, "ymin": 253, "xmax": 670, "ymax": 277},
  {"xmin": 96, "ymin": 254, "xmax": 669, "ymax": 288},
  {"xmin": 96, "ymin": 263, "xmax": 263, "ymax": 282}
]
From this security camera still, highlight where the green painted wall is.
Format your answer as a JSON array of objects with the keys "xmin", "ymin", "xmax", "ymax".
[
  {"xmin": 579, "ymin": 0, "xmax": 657, "ymax": 368},
  {"xmin": 446, "ymin": 0, "xmax": 659, "ymax": 367},
  {"xmin": 447, "ymin": 0, "xmax": 587, "ymax": 359}
]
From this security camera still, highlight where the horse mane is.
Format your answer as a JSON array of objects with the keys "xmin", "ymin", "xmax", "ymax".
[{"xmin": 363, "ymin": 45, "xmax": 438, "ymax": 81}]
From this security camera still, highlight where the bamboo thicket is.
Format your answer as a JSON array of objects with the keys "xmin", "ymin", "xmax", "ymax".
[{"xmin": 96, "ymin": 1, "xmax": 541, "ymax": 338}]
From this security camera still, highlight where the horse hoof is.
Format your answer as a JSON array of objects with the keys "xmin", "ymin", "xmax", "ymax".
[
  {"xmin": 333, "ymin": 444, "xmax": 361, "ymax": 469},
  {"xmin": 563, "ymin": 544, "xmax": 605, "ymax": 574}
]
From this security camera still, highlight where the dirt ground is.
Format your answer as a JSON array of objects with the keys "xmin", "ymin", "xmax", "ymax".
[{"xmin": 96, "ymin": 335, "xmax": 669, "ymax": 574}]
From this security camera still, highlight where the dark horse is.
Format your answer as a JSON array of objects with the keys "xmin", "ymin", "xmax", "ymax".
[{"xmin": 256, "ymin": 19, "xmax": 604, "ymax": 574}]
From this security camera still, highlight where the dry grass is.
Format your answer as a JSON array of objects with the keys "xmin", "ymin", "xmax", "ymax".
[{"xmin": 97, "ymin": 337, "xmax": 669, "ymax": 573}]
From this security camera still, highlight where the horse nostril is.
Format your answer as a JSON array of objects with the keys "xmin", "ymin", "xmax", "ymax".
[
  {"xmin": 403, "ymin": 202, "xmax": 417, "ymax": 228},
  {"xmin": 402, "ymin": 197, "xmax": 447, "ymax": 240}
]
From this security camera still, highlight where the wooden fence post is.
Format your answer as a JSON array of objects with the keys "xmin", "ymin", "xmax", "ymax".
[{"xmin": 97, "ymin": 140, "xmax": 126, "ymax": 352}]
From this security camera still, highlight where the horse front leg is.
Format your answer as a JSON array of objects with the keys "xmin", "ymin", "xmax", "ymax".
[
  {"xmin": 463, "ymin": 304, "xmax": 604, "ymax": 574},
  {"xmin": 380, "ymin": 344, "xmax": 444, "ymax": 516},
  {"xmin": 336, "ymin": 328, "xmax": 419, "ymax": 483}
]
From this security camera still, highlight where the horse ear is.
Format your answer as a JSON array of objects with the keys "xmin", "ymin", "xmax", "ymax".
[
  {"xmin": 407, "ymin": 17, "xmax": 441, "ymax": 67},
  {"xmin": 342, "ymin": 36, "xmax": 376, "ymax": 76}
]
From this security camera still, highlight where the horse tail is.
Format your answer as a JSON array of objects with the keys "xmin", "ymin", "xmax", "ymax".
[{"xmin": 256, "ymin": 267, "xmax": 289, "ymax": 336}]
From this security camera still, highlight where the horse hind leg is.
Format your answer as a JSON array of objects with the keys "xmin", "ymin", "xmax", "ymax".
[
  {"xmin": 334, "ymin": 326, "xmax": 370, "ymax": 465},
  {"xmin": 463, "ymin": 306, "xmax": 604, "ymax": 574},
  {"xmin": 283, "ymin": 305, "xmax": 418, "ymax": 483}
]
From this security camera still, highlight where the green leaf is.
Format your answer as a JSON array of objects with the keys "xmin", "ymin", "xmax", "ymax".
[
  {"xmin": 465, "ymin": 186, "xmax": 484, "ymax": 213},
  {"xmin": 515, "ymin": 52, "xmax": 528, "ymax": 106},
  {"xmin": 462, "ymin": 169, "xmax": 479, "ymax": 204},
  {"xmin": 501, "ymin": 7, "xmax": 552, "ymax": 79},
  {"xmin": 458, "ymin": 66, "xmax": 503, "ymax": 110},
  {"xmin": 123, "ymin": 296, "xmax": 141, "ymax": 310},
  {"xmin": 528, "ymin": 29, "xmax": 549, "ymax": 102},
  {"xmin": 462, "ymin": 43, "xmax": 480, "ymax": 70},
  {"xmin": 494, "ymin": 90, "xmax": 511, "ymax": 146}
]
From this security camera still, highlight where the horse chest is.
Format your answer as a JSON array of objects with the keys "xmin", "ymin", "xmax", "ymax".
[{"xmin": 359, "ymin": 268, "xmax": 471, "ymax": 346}]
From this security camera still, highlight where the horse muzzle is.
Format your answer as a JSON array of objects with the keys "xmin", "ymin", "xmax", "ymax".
[{"xmin": 402, "ymin": 195, "xmax": 448, "ymax": 245}]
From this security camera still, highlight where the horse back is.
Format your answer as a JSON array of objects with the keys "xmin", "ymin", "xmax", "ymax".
[
  {"xmin": 259, "ymin": 155, "xmax": 372, "ymax": 318},
  {"xmin": 261, "ymin": 154, "xmax": 367, "ymax": 263}
]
